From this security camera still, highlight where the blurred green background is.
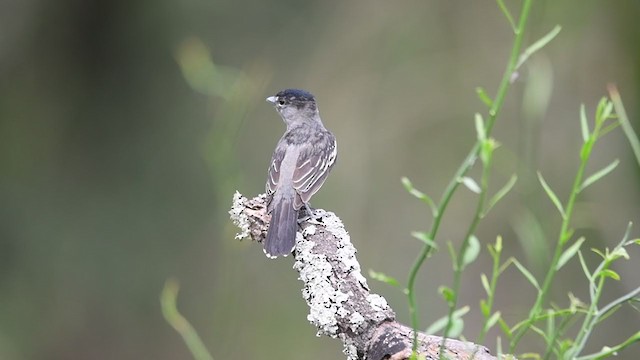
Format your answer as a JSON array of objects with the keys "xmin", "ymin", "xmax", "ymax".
[{"xmin": 1, "ymin": 0, "xmax": 639, "ymax": 359}]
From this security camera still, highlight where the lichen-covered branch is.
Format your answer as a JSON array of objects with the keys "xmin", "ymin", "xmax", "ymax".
[{"xmin": 229, "ymin": 191, "xmax": 506, "ymax": 360}]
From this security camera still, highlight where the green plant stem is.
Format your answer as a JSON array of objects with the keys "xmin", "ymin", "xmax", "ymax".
[
  {"xmin": 161, "ymin": 278, "xmax": 215, "ymax": 360},
  {"xmin": 575, "ymin": 331, "xmax": 640, "ymax": 360},
  {"xmin": 440, "ymin": 151, "xmax": 492, "ymax": 355},
  {"xmin": 405, "ymin": 0, "xmax": 533, "ymax": 352},
  {"xmin": 509, "ymin": 113, "xmax": 604, "ymax": 352},
  {"xmin": 570, "ymin": 236, "xmax": 640, "ymax": 358},
  {"xmin": 509, "ymin": 307, "xmax": 589, "ymax": 333},
  {"xmin": 543, "ymin": 310, "xmax": 578, "ymax": 360},
  {"xmin": 477, "ymin": 241, "xmax": 502, "ymax": 343},
  {"xmin": 568, "ymin": 274, "xmax": 607, "ymax": 359}
]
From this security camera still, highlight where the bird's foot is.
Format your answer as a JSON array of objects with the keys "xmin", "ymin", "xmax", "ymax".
[{"xmin": 298, "ymin": 204, "xmax": 322, "ymax": 224}]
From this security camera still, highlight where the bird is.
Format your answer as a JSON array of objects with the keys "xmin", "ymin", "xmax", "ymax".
[{"xmin": 263, "ymin": 89, "xmax": 337, "ymax": 258}]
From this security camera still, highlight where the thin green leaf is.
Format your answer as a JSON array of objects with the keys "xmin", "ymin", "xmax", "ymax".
[
  {"xmin": 596, "ymin": 99, "xmax": 614, "ymax": 124},
  {"xmin": 480, "ymin": 138, "xmax": 497, "ymax": 166},
  {"xmin": 460, "ymin": 176, "xmax": 481, "ymax": 194},
  {"xmin": 368, "ymin": 270, "xmax": 400, "ymax": 287},
  {"xmin": 447, "ymin": 317, "xmax": 464, "ymax": 338},
  {"xmin": 480, "ymin": 299, "xmax": 490, "ymax": 317},
  {"xmin": 462, "ymin": 235, "xmax": 481, "ymax": 268},
  {"xmin": 439, "ymin": 286, "xmax": 456, "ymax": 305},
  {"xmin": 513, "ymin": 259, "xmax": 540, "ymax": 291},
  {"xmin": 598, "ymin": 286, "xmax": 640, "ymax": 321},
  {"xmin": 599, "ymin": 120, "xmax": 620, "ymax": 138},
  {"xmin": 561, "ymin": 228, "xmax": 575, "ymax": 244},
  {"xmin": 529, "ymin": 325, "xmax": 548, "ymax": 342},
  {"xmin": 568, "ymin": 292, "xmax": 587, "ymax": 313},
  {"xmin": 610, "ymin": 246, "xmax": 630, "ymax": 261},
  {"xmin": 486, "ymin": 311, "xmax": 502, "ymax": 330},
  {"xmin": 580, "ymin": 139, "xmax": 591, "ymax": 162},
  {"xmin": 537, "ymin": 171, "xmax": 566, "ymax": 218},
  {"xmin": 579, "ymin": 159, "xmax": 619, "ymax": 192},
  {"xmin": 425, "ymin": 306, "xmax": 469, "ymax": 335},
  {"xmin": 595, "ymin": 97, "xmax": 608, "ymax": 123},
  {"xmin": 598, "ymin": 304, "xmax": 622, "ymax": 324},
  {"xmin": 598, "ymin": 269, "xmax": 620, "ymax": 281},
  {"xmin": 578, "ymin": 251, "xmax": 591, "ymax": 280},
  {"xmin": 476, "ymin": 87, "xmax": 494, "ymax": 107},
  {"xmin": 402, "ymin": 177, "xmax": 438, "ymax": 217},
  {"xmin": 559, "ymin": 341, "xmax": 578, "ymax": 356},
  {"xmin": 556, "ymin": 237, "xmax": 585, "ymax": 270},
  {"xmin": 487, "ymin": 244, "xmax": 497, "ymax": 258},
  {"xmin": 425, "ymin": 316, "xmax": 448, "ymax": 335},
  {"xmin": 481, "ymin": 274, "xmax": 491, "ymax": 296},
  {"xmin": 620, "ymin": 221, "xmax": 634, "ymax": 245},
  {"xmin": 483, "ymin": 174, "xmax": 517, "ymax": 217},
  {"xmin": 580, "ymin": 104, "xmax": 589, "ymax": 143},
  {"xmin": 411, "ymin": 231, "xmax": 439, "ymax": 250},
  {"xmin": 498, "ymin": 318, "xmax": 512, "ymax": 339},
  {"xmin": 495, "ymin": 0, "xmax": 517, "ymax": 33},
  {"xmin": 516, "ymin": 25, "xmax": 562, "ymax": 70},
  {"xmin": 602, "ymin": 101, "xmax": 614, "ymax": 121},
  {"xmin": 475, "ymin": 113, "xmax": 486, "ymax": 141},
  {"xmin": 498, "ymin": 257, "xmax": 514, "ymax": 275},
  {"xmin": 495, "ymin": 235, "xmax": 503, "ymax": 253},
  {"xmin": 609, "ymin": 84, "xmax": 640, "ymax": 168},
  {"xmin": 591, "ymin": 248, "xmax": 606, "ymax": 259}
]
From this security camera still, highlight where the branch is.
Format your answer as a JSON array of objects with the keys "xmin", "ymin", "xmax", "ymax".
[{"xmin": 229, "ymin": 191, "xmax": 507, "ymax": 360}]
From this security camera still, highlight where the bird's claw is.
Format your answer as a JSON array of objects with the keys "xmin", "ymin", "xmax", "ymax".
[{"xmin": 298, "ymin": 204, "xmax": 323, "ymax": 224}]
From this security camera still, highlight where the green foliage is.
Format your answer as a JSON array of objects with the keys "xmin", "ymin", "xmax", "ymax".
[
  {"xmin": 161, "ymin": 279, "xmax": 215, "ymax": 360},
  {"xmin": 461, "ymin": 235, "xmax": 481, "ymax": 269},
  {"xmin": 609, "ymin": 85, "xmax": 640, "ymax": 167},
  {"xmin": 412, "ymin": 231, "xmax": 439, "ymax": 249},
  {"xmin": 515, "ymin": 26, "xmax": 562, "ymax": 71},
  {"xmin": 395, "ymin": 0, "xmax": 640, "ymax": 359},
  {"xmin": 476, "ymin": 88, "xmax": 494, "ymax": 108},
  {"xmin": 556, "ymin": 237, "xmax": 585, "ymax": 271},
  {"xmin": 368, "ymin": 269, "xmax": 401, "ymax": 288},
  {"xmin": 167, "ymin": 4, "xmax": 639, "ymax": 360},
  {"xmin": 537, "ymin": 171, "xmax": 565, "ymax": 219},
  {"xmin": 403, "ymin": 1, "xmax": 536, "ymax": 353},
  {"xmin": 426, "ymin": 306, "xmax": 469, "ymax": 337},
  {"xmin": 481, "ymin": 174, "xmax": 517, "ymax": 218},
  {"xmin": 162, "ymin": 38, "xmax": 268, "ymax": 360},
  {"xmin": 408, "ymin": 90, "xmax": 640, "ymax": 360},
  {"xmin": 578, "ymin": 160, "xmax": 619, "ymax": 193},
  {"xmin": 403, "ymin": 177, "xmax": 438, "ymax": 218}
]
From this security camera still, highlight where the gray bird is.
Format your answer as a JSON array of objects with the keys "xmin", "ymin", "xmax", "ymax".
[{"xmin": 263, "ymin": 89, "xmax": 337, "ymax": 258}]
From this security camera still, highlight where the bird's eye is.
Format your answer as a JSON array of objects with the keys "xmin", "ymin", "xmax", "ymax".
[{"xmin": 278, "ymin": 99, "xmax": 286, "ymax": 106}]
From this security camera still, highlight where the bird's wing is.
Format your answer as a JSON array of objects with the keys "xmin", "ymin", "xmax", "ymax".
[
  {"xmin": 292, "ymin": 132, "xmax": 337, "ymax": 209},
  {"xmin": 266, "ymin": 145, "xmax": 286, "ymax": 197}
]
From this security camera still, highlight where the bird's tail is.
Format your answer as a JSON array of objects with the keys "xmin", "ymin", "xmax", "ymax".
[{"xmin": 264, "ymin": 195, "xmax": 298, "ymax": 258}]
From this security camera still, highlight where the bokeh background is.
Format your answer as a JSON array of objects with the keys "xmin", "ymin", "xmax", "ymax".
[{"xmin": 1, "ymin": 0, "xmax": 639, "ymax": 359}]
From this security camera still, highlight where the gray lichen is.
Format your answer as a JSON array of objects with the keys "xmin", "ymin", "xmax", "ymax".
[
  {"xmin": 294, "ymin": 231, "xmax": 349, "ymax": 338},
  {"xmin": 293, "ymin": 208, "xmax": 395, "ymax": 358},
  {"xmin": 340, "ymin": 334, "xmax": 359, "ymax": 360},
  {"xmin": 229, "ymin": 191, "xmax": 250, "ymax": 240}
]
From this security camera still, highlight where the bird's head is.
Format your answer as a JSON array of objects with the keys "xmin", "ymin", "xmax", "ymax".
[{"xmin": 266, "ymin": 89, "xmax": 320, "ymax": 127}]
